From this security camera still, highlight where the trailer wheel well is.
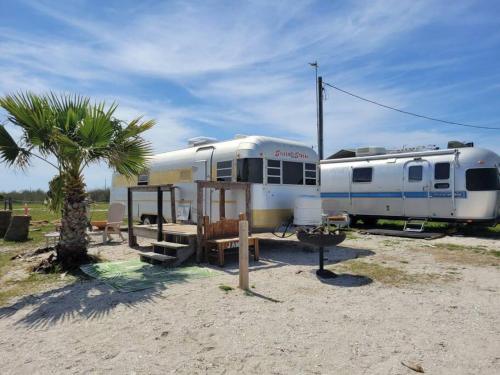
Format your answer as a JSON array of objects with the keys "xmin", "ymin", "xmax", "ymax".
[
  {"xmin": 140, "ymin": 214, "xmax": 167, "ymax": 225},
  {"xmin": 358, "ymin": 216, "xmax": 378, "ymax": 227}
]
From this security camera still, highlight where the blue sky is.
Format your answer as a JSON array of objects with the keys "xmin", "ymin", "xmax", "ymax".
[{"xmin": 1, "ymin": 0, "xmax": 499, "ymax": 191}]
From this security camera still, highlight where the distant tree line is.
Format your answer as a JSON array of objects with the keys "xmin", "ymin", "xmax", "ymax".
[
  {"xmin": 87, "ymin": 188, "xmax": 110, "ymax": 202},
  {"xmin": 0, "ymin": 188, "xmax": 110, "ymax": 203}
]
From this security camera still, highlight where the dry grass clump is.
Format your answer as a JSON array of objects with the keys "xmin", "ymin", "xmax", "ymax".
[
  {"xmin": 421, "ymin": 243, "xmax": 500, "ymax": 267},
  {"xmin": 331, "ymin": 260, "xmax": 456, "ymax": 287},
  {"xmin": 0, "ymin": 249, "xmax": 77, "ymax": 307},
  {"xmin": 218, "ymin": 284, "xmax": 234, "ymax": 293}
]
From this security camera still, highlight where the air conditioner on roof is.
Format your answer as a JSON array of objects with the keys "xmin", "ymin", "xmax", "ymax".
[
  {"xmin": 188, "ymin": 137, "xmax": 217, "ymax": 147},
  {"xmin": 355, "ymin": 146, "xmax": 387, "ymax": 157}
]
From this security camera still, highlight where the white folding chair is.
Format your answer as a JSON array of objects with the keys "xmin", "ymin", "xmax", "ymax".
[{"xmin": 102, "ymin": 203, "xmax": 126, "ymax": 243}]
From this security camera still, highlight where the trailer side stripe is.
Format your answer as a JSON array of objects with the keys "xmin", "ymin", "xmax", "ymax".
[{"xmin": 321, "ymin": 191, "xmax": 467, "ymax": 199}]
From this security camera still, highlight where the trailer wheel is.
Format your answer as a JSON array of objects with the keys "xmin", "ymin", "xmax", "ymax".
[
  {"xmin": 349, "ymin": 215, "xmax": 360, "ymax": 227},
  {"xmin": 142, "ymin": 215, "xmax": 157, "ymax": 225},
  {"xmin": 361, "ymin": 217, "xmax": 378, "ymax": 227}
]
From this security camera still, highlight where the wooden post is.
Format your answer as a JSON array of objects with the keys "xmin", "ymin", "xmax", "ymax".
[
  {"xmin": 127, "ymin": 187, "xmax": 136, "ymax": 247},
  {"xmin": 196, "ymin": 182, "xmax": 203, "ymax": 262},
  {"xmin": 170, "ymin": 186, "xmax": 176, "ymax": 224},
  {"xmin": 219, "ymin": 188, "xmax": 225, "ymax": 219},
  {"xmin": 239, "ymin": 219, "xmax": 249, "ymax": 290},
  {"xmin": 157, "ymin": 186, "xmax": 163, "ymax": 242}
]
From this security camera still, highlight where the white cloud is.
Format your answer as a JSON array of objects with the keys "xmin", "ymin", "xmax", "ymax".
[{"xmin": 0, "ymin": 0, "xmax": 498, "ymax": 192}]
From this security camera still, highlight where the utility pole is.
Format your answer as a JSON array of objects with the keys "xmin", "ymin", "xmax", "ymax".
[
  {"xmin": 309, "ymin": 62, "xmax": 320, "ymax": 158},
  {"xmin": 317, "ymin": 75, "xmax": 324, "ymax": 161}
]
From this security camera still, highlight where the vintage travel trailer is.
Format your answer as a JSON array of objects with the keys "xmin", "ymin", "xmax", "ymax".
[
  {"xmin": 320, "ymin": 145, "xmax": 500, "ymax": 225},
  {"xmin": 111, "ymin": 135, "xmax": 319, "ymax": 231}
]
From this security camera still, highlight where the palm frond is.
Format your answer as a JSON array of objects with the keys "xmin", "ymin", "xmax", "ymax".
[
  {"xmin": 110, "ymin": 144, "xmax": 152, "ymax": 177},
  {"xmin": 107, "ymin": 124, "xmax": 153, "ymax": 177},
  {"xmin": 1, "ymin": 91, "xmax": 154, "ymax": 180},
  {"xmin": 123, "ymin": 117, "xmax": 156, "ymax": 137},
  {"xmin": 47, "ymin": 174, "xmax": 64, "ymax": 212},
  {"xmin": 0, "ymin": 92, "xmax": 55, "ymax": 152},
  {"xmin": 76, "ymin": 104, "xmax": 114, "ymax": 149},
  {"xmin": 0, "ymin": 124, "xmax": 31, "ymax": 168}
]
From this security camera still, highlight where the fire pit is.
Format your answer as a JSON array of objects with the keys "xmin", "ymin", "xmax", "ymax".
[{"xmin": 297, "ymin": 228, "xmax": 346, "ymax": 278}]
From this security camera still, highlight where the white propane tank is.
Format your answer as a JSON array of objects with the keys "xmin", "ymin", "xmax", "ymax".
[{"xmin": 293, "ymin": 195, "xmax": 322, "ymax": 226}]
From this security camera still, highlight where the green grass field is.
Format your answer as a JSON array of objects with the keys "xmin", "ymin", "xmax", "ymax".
[
  {"xmin": 0, "ymin": 202, "xmax": 110, "ymax": 251},
  {"xmin": 0, "ymin": 202, "xmax": 110, "ymax": 306}
]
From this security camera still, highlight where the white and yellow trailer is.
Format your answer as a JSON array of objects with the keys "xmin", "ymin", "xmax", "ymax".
[{"xmin": 111, "ymin": 135, "xmax": 319, "ymax": 231}]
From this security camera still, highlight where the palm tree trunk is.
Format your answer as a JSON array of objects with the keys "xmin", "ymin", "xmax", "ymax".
[{"xmin": 56, "ymin": 172, "xmax": 89, "ymax": 268}]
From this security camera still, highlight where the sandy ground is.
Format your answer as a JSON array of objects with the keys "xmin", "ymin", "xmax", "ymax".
[{"xmin": 0, "ymin": 231, "xmax": 499, "ymax": 374}]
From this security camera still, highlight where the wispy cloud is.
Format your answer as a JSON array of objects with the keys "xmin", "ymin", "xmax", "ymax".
[{"xmin": 0, "ymin": 0, "xmax": 498, "ymax": 191}]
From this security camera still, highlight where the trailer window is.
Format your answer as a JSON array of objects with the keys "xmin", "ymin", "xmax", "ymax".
[
  {"xmin": 408, "ymin": 165, "xmax": 423, "ymax": 182},
  {"xmin": 267, "ymin": 159, "xmax": 281, "ymax": 184},
  {"xmin": 305, "ymin": 163, "xmax": 317, "ymax": 185},
  {"xmin": 434, "ymin": 163, "xmax": 450, "ymax": 180},
  {"xmin": 216, "ymin": 160, "xmax": 232, "ymax": 181},
  {"xmin": 466, "ymin": 168, "xmax": 500, "ymax": 191},
  {"xmin": 137, "ymin": 171, "xmax": 149, "ymax": 185},
  {"xmin": 352, "ymin": 167, "xmax": 372, "ymax": 183},
  {"xmin": 283, "ymin": 161, "xmax": 304, "ymax": 185},
  {"xmin": 237, "ymin": 158, "xmax": 263, "ymax": 183}
]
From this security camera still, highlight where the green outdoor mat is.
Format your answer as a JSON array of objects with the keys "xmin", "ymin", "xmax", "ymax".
[{"xmin": 80, "ymin": 260, "xmax": 221, "ymax": 292}]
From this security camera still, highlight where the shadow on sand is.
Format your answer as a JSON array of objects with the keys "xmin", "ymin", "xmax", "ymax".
[
  {"xmin": 210, "ymin": 239, "xmax": 375, "ymax": 287},
  {"xmin": 317, "ymin": 273, "xmax": 372, "ymax": 287},
  {"xmin": 0, "ymin": 261, "xmax": 200, "ymax": 329},
  {"xmin": 368, "ymin": 220, "xmax": 500, "ymax": 240},
  {"xmin": 0, "ymin": 237, "xmax": 375, "ymax": 328}
]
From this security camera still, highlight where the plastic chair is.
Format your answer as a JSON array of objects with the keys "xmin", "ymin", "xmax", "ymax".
[{"xmin": 101, "ymin": 203, "xmax": 126, "ymax": 243}]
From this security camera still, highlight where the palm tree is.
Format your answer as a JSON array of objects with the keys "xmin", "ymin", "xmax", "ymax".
[{"xmin": 0, "ymin": 93, "xmax": 154, "ymax": 268}]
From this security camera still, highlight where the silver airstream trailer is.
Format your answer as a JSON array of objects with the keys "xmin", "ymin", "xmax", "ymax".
[
  {"xmin": 111, "ymin": 135, "xmax": 319, "ymax": 231},
  {"xmin": 321, "ymin": 145, "xmax": 500, "ymax": 226}
]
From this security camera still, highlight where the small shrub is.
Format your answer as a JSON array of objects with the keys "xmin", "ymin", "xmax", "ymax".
[{"xmin": 219, "ymin": 284, "xmax": 234, "ymax": 293}]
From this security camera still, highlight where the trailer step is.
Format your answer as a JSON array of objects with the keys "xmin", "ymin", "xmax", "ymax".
[
  {"xmin": 151, "ymin": 241, "xmax": 195, "ymax": 267},
  {"xmin": 139, "ymin": 252, "xmax": 177, "ymax": 266},
  {"xmin": 151, "ymin": 241, "xmax": 190, "ymax": 251},
  {"xmin": 403, "ymin": 219, "xmax": 427, "ymax": 233}
]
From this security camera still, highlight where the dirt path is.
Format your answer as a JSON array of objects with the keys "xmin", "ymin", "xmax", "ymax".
[{"xmin": 0, "ymin": 233, "xmax": 498, "ymax": 374}]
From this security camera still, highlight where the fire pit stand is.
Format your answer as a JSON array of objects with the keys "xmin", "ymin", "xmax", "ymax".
[{"xmin": 297, "ymin": 229, "xmax": 346, "ymax": 279}]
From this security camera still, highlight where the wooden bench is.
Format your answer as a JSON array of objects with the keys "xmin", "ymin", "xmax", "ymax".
[{"xmin": 203, "ymin": 215, "xmax": 259, "ymax": 267}]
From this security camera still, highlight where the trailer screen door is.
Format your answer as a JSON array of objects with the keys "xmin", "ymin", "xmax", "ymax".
[
  {"xmin": 403, "ymin": 161, "xmax": 430, "ymax": 218},
  {"xmin": 195, "ymin": 148, "xmax": 214, "ymax": 220}
]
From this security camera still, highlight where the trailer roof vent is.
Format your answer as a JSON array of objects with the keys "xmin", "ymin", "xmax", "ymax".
[
  {"xmin": 188, "ymin": 136, "xmax": 217, "ymax": 147},
  {"xmin": 356, "ymin": 146, "xmax": 387, "ymax": 157},
  {"xmin": 234, "ymin": 134, "xmax": 248, "ymax": 139},
  {"xmin": 447, "ymin": 140, "xmax": 474, "ymax": 149},
  {"xmin": 327, "ymin": 149, "xmax": 356, "ymax": 159}
]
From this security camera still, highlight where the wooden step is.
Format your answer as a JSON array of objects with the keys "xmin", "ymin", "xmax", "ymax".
[
  {"xmin": 151, "ymin": 241, "xmax": 189, "ymax": 250},
  {"xmin": 139, "ymin": 252, "xmax": 177, "ymax": 266}
]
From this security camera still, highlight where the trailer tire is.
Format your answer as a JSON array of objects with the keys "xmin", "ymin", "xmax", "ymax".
[
  {"xmin": 361, "ymin": 217, "xmax": 378, "ymax": 227},
  {"xmin": 142, "ymin": 215, "xmax": 157, "ymax": 225},
  {"xmin": 349, "ymin": 215, "xmax": 360, "ymax": 227}
]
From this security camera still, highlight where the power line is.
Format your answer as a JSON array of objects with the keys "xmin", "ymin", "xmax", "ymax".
[{"xmin": 322, "ymin": 81, "xmax": 500, "ymax": 130}]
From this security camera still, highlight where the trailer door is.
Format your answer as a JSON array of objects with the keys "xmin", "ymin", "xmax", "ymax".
[
  {"xmin": 403, "ymin": 161, "xmax": 430, "ymax": 218},
  {"xmin": 194, "ymin": 147, "xmax": 214, "ymax": 221}
]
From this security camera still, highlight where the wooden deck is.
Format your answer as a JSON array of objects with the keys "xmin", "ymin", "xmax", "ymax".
[
  {"xmin": 133, "ymin": 223, "xmax": 197, "ymax": 239},
  {"xmin": 132, "ymin": 223, "xmax": 287, "ymax": 242}
]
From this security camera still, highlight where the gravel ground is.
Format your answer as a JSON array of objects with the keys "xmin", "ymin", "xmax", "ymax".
[{"xmin": 0, "ymin": 232, "xmax": 498, "ymax": 374}]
